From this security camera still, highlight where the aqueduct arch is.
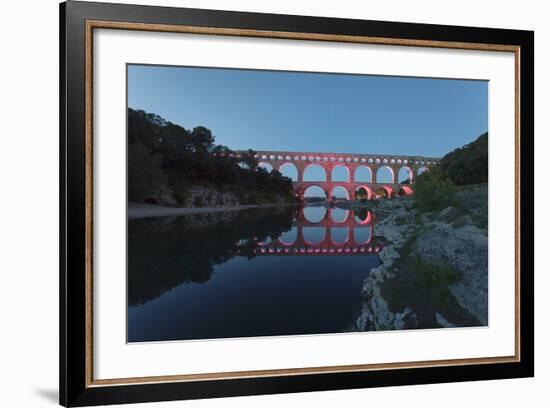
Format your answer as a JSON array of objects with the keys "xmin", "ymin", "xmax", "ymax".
[{"xmin": 226, "ymin": 150, "xmax": 439, "ymax": 200}]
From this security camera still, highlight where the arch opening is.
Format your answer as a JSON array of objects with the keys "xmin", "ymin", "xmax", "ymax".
[
  {"xmin": 376, "ymin": 185, "xmax": 394, "ymax": 199},
  {"xmin": 353, "ymin": 226, "xmax": 373, "ymax": 244},
  {"xmin": 398, "ymin": 166, "xmax": 414, "ymax": 184},
  {"xmin": 257, "ymin": 162, "xmax": 273, "ymax": 173},
  {"xmin": 331, "ymin": 165, "xmax": 350, "ymax": 182},
  {"xmin": 376, "ymin": 165, "xmax": 395, "ymax": 183},
  {"xmin": 302, "ymin": 206, "xmax": 327, "ymax": 224},
  {"xmin": 303, "ymin": 164, "xmax": 327, "ymax": 182},
  {"xmin": 417, "ymin": 166, "xmax": 429, "ymax": 176},
  {"xmin": 257, "ymin": 235, "xmax": 272, "ymax": 246},
  {"xmin": 331, "ymin": 208, "xmax": 350, "ymax": 223},
  {"xmin": 303, "ymin": 227, "xmax": 326, "ymax": 245},
  {"xmin": 354, "ymin": 209, "xmax": 373, "ymax": 225},
  {"xmin": 355, "ymin": 185, "xmax": 373, "ymax": 201},
  {"xmin": 279, "ymin": 227, "xmax": 298, "ymax": 246},
  {"xmin": 331, "ymin": 186, "xmax": 349, "ymax": 201},
  {"xmin": 303, "ymin": 185, "xmax": 328, "ymax": 204},
  {"xmin": 279, "ymin": 162, "xmax": 298, "ymax": 181},
  {"xmin": 354, "ymin": 165, "xmax": 372, "ymax": 183},
  {"xmin": 398, "ymin": 186, "xmax": 414, "ymax": 197},
  {"xmin": 331, "ymin": 227, "xmax": 350, "ymax": 245}
]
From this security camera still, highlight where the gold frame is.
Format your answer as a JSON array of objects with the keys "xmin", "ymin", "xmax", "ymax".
[{"xmin": 84, "ymin": 20, "xmax": 521, "ymax": 388}]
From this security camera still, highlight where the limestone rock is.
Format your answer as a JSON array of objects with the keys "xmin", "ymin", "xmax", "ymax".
[
  {"xmin": 437, "ymin": 206, "xmax": 459, "ymax": 223},
  {"xmin": 412, "ymin": 222, "xmax": 488, "ymax": 325}
]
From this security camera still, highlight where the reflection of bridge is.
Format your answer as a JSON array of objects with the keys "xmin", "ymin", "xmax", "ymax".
[
  {"xmin": 247, "ymin": 150, "xmax": 439, "ymax": 199},
  {"xmin": 295, "ymin": 206, "xmax": 373, "ymax": 227},
  {"xmin": 250, "ymin": 208, "xmax": 383, "ymax": 256}
]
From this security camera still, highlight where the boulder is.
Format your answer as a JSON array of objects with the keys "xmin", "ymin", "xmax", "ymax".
[{"xmin": 378, "ymin": 246, "xmax": 400, "ymax": 268}]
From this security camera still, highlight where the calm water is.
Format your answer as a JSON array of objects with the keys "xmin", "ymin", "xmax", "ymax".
[{"xmin": 128, "ymin": 206, "xmax": 381, "ymax": 342}]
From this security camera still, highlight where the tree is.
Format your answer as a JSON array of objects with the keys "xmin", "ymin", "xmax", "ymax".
[
  {"xmin": 128, "ymin": 142, "xmax": 166, "ymax": 202},
  {"xmin": 190, "ymin": 126, "xmax": 215, "ymax": 153},
  {"xmin": 240, "ymin": 149, "xmax": 259, "ymax": 170},
  {"xmin": 440, "ymin": 132, "xmax": 488, "ymax": 185},
  {"xmin": 127, "ymin": 108, "xmax": 295, "ymax": 204},
  {"xmin": 414, "ymin": 166, "xmax": 456, "ymax": 211}
]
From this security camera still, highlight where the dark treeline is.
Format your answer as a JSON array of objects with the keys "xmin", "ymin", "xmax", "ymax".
[
  {"xmin": 128, "ymin": 108, "xmax": 294, "ymax": 205},
  {"xmin": 440, "ymin": 132, "xmax": 488, "ymax": 185}
]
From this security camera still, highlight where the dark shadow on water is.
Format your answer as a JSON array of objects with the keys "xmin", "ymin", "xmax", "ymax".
[{"xmin": 128, "ymin": 206, "xmax": 296, "ymax": 306}]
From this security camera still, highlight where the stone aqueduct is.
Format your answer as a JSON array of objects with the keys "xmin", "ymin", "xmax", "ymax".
[{"xmin": 243, "ymin": 150, "xmax": 440, "ymax": 200}]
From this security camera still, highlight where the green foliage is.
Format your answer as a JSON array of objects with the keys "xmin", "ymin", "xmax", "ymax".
[
  {"xmin": 170, "ymin": 178, "xmax": 191, "ymax": 205},
  {"xmin": 128, "ymin": 142, "xmax": 166, "ymax": 202},
  {"xmin": 239, "ymin": 149, "xmax": 259, "ymax": 170},
  {"xmin": 414, "ymin": 166, "xmax": 457, "ymax": 212},
  {"xmin": 394, "ymin": 215, "xmax": 408, "ymax": 225},
  {"xmin": 454, "ymin": 183, "xmax": 488, "ymax": 232},
  {"xmin": 127, "ymin": 108, "xmax": 294, "ymax": 204},
  {"xmin": 381, "ymin": 232, "xmax": 474, "ymax": 328},
  {"xmin": 440, "ymin": 132, "xmax": 488, "ymax": 185},
  {"xmin": 415, "ymin": 257, "xmax": 457, "ymax": 289},
  {"xmin": 190, "ymin": 126, "xmax": 215, "ymax": 153},
  {"xmin": 414, "ymin": 257, "xmax": 458, "ymax": 309}
]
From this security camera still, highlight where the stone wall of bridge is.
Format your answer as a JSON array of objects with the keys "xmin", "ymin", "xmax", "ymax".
[{"xmin": 242, "ymin": 150, "xmax": 438, "ymax": 198}]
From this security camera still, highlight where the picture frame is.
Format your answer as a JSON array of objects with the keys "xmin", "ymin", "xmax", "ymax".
[{"xmin": 60, "ymin": 0, "xmax": 534, "ymax": 406}]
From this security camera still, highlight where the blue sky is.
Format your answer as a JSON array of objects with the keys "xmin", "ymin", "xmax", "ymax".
[
  {"xmin": 128, "ymin": 64, "xmax": 487, "ymax": 159},
  {"xmin": 128, "ymin": 64, "xmax": 487, "ymax": 190}
]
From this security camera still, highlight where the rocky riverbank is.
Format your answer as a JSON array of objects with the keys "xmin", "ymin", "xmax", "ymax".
[{"xmin": 351, "ymin": 184, "xmax": 488, "ymax": 331}]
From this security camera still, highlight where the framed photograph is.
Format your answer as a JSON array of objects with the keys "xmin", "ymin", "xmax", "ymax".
[{"xmin": 60, "ymin": 1, "xmax": 534, "ymax": 406}]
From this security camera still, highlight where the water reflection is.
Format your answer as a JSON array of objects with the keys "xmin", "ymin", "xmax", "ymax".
[
  {"xmin": 331, "ymin": 227, "xmax": 349, "ymax": 244},
  {"xmin": 354, "ymin": 227, "xmax": 373, "ymax": 244},
  {"xmin": 303, "ymin": 227, "xmax": 325, "ymax": 245},
  {"xmin": 279, "ymin": 228, "xmax": 298, "ymax": 245},
  {"xmin": 300, "ymin": 206, "xmax": 372, "ymax": 226},
  {"xmin": 128, "ymin": 205, "xmax": 382, "ymax": 342},
  {"xmin": 244, "ymin": 207, "xmax": 379, "ymax": 256},
  {"xmin": 303, "ymin": 206, "xmax": 326, "ymax": 223},
  {"xmin": 331, "ymin": 208, "xmax": 349, "ymax": 223}
]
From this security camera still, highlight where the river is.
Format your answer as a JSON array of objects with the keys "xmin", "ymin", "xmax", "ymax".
[{"xmin": 127, "ymin": 205, "xmax": 382, "ymax": 342}]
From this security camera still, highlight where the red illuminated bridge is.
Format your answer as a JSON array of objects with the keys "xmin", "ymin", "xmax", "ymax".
[{"xmin": 241, "ymin": 150, "xmax": 439, "ymax": 199}]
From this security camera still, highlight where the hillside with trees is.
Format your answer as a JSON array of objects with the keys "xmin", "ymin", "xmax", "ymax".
[
  {"xmin": 439, "ymin": 132, "xmax": 488, "ymax": 185},
  {"xmin": 127, "ymin": 108, "xmax": 295, "ymax": 207},
  {"xmin": 412, "ymin": 132, "xmax": 488, "ymax": 214}
]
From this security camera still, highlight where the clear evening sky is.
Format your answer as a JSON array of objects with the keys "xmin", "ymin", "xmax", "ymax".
[{"xmin": 127, "ymin": 64, "xmax": 488, "ymax": 158}]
